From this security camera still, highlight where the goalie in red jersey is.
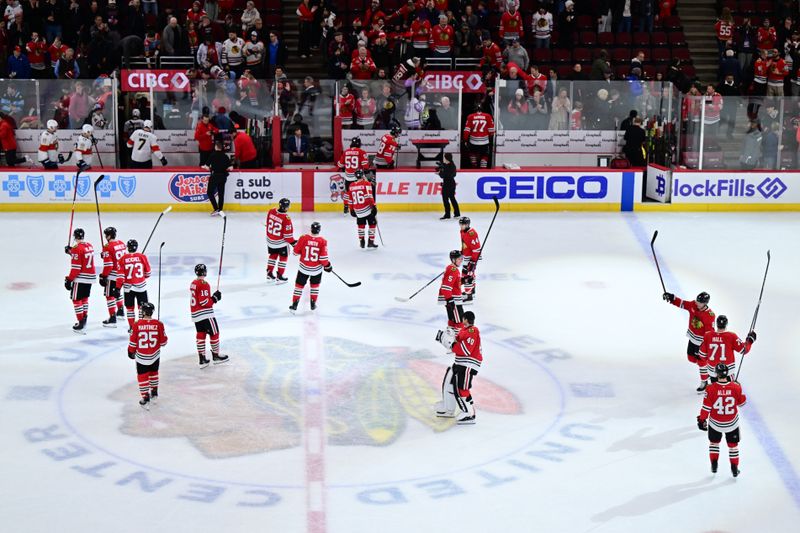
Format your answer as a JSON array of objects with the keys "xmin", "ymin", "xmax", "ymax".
[
  {"xmin": 663, "ymin": 291, "xmax": 716, "ymax": 392},
  {"xmin": 190, "ymin": 264, "xmax": 228, "ymax": 368},
  {"xmin": 265, "ymin": 198, "xmax": 296, "ymax": 284},
  {"xmin": 435, "ymin": 310, "xmax": 482, "ymax": 425},
  {"xmin": 698, "ymin": 315, "xmax": 756, "ymax": 388},
  {"xmin": 697, "ymin": 363, "xmax": 747, "ymax": 477},
  {"xmin": 128, "ymin": 302, "xmax": 167, "ymax": 411},
  {"xmin": 64, "ymin": 228, "xmax": 96, "ymax": 334},
  {"xmin": 348, "ymin": 169, "xmax": 379, "ymax": 249},
  {"xmin": 290, "ymin": 222, "xmax": 332, "ymax": 313}
]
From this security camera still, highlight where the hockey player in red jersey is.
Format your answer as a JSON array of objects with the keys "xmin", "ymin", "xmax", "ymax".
[
  {"xmin": 337, "ymin": 137, "xmax": 369, "ymax": 214},
  {"xmin": 348, "ymin": 169, "xmax": 379, "ymax": 249},
  {"xmin": 435, "ymin": 310, "xmax": 482, "ymax": 424},
  {"xmin": 99, "ymin": 226, "xmax": 127, "ymax": 327},
  {"xmin": 117, "ymin": 239, "xmax": 151, "ymax": 332},
  {"xmin": 697, "ymin": 363, "xmax": 747, "ymax": 477},
  {"xmin": 698, "ymin": 315, "xmax": 756, "ymax": 388},
  {"xmin": 663, "ymin": 291, "xmax": 716, "ymax": 391},
  {"xmin": 438, "ymin": 250, "xmax": 464, "ymax": 333},
  {"xmin": 64, "ymin": 228, "xmax": 96, "ymax": 334},
  {"xmin": 190, "ymin": 264, "xmax": 228, "ymax": 368},
  {"xmin": 459, "ymin": 217, "xmax": 481, "ymax": 303},
  {"xmin": 374, "ymin": 125, "xmax": 401, "ymax": 169},
  {"xmin": 290, "ymin": 222, "xmax": 332, "ymax": 313},
  {"xmin": 128, "ymin": 302, "xmax": 167, "ymax": 410},
  {"xmin": 265, "ymin": 198, "xmax": 297, "ymax": 284},
  {"xmin": 463, "ymin": 103, "xmax": 495, "ymax": 168}
]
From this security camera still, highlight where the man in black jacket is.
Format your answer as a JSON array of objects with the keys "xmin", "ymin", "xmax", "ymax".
[
  {"xmin": 717, "ymin": 74, "xmax": 741, "ymax": 139},
  {"xmin": 436, "ymin": 153, "xmax": 460, "ymax": 220},
  {"xmin": 623, "ymin": 117, "xmax": 647, "ymax": 166},
  {"xmin": 201, "ymin": 141, "xmax": 232, "ymax": 216}
]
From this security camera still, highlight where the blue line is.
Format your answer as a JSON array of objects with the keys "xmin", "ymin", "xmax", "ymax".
[
  {"xmin": 625, "ymin": 213, "xmax": 800, "ymax": 510},
  {"xmin": 621, "ymin": 172, "xmax": 634, "ymax": 212}
]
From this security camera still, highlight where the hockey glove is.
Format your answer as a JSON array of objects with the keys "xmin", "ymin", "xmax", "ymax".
[
  {"xmin": 77, "ymin": 160, "xmax": 90, "ymax": 171},
  {"xmin": 58, "ymin": 153, "xmax": 65, "ymax": 164},
  {"xmin": 64, "ymin": 277, "xmax": 73, "ymax": 291},
  {"xmin": 212, "ymin": 290, "xmax": 222, "ymax": 303},
  {"xmin": 747, "ymin": 331, "xmax": 757, "ymax": 343},
  {"xmin": 696, "ymin": 416, "xmax": 708, "ymax": 431},
  {"xmin": 64, "ymin": 245, "xmax": 72, "ymax": 255},
  {"xmin": 372, "ymin": 205, "xmax": 378, "ymax": 215},
  {"xmin": 662, "ymin": 292, "xmax": 675, "ymax": 303},
  {"xmin": 160, "ymin": 157, "xmax": 168, "ymax": 166},
  {"xmin": 323, "ymin": 264, "xmax": 333, "ymax": 273},
  {"xmin": 350, "ymin": 208, "xmax": 356, "ymax": 217},
  {"xmin": 128, "ymin": 351, "xmax": 135, "ymax": 360},
  {"xmin": 463, "ymin": 275, "xmax": 474, "ymax": 286},
  {"xmin": 99, "ymin": 275, "xmax": 108, "ymax": 287}
]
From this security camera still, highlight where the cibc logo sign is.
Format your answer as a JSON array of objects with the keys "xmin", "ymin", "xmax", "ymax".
[
  {"xmin": 121, "ymin": 69, "xmax": 191, "ymax": 92},
  {"xmin": 422, "ymin": 71, "xmax": 484, "ymax": 93},
  {"xmin": 476, "ymin": 175, "xmax": 609, "ymax": 200}
]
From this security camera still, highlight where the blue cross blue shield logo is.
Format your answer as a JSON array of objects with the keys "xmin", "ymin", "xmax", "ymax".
[
  {"xmin": 96, "ymin": 176, "xmax": 117, "ymax": 198},
  {"xmin": 2, "ymin": 175, "xmax": 24, "ymax": 197},
  {"xmin": 118, "ymin": 175, "xmax": 136, "ymax": 198},
  {"xmin": 76, "ymin": 175, "xmax": 91, "ymax": 197},
  {"xmin": 26, "ymin": 175, "xmax": 44, "ymax": 197},
  {"xmin": 48, "ymin": 175, "xmax": 71, "ymax": 198}
]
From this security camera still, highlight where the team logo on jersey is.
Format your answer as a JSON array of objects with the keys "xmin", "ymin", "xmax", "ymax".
[
  {"xmin": 1, "ymin": 175, "xmax": 24, "ymax": 197},
  {"xmin": 96, "ymin": 176, "xmax": 117, "ymax": 198},
  {"xmin": 169, "ymin": 173, "xmax": 209, "ymax": 202},
  {"xmin": 25, "ymin": 175, "xmax": 44, "ymax": 197},
  {"xmin": 117, "ymin": 175, "xmax": 136, "ymax": 198},
  {"xmin": 75, "ymin": 174, "xmax": 91, "ymax": 197},
  {"xmin": 111, "ymin": 336, "xmax": 521, "ymax": 458},
  {"xmin": 329, "ymin": 173, "xmax": 345, "ymax": 201}
]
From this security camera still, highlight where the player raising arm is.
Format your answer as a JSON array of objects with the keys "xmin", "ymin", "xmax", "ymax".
[
  {"xmin": 698, "ymin": 315, "xmax": 756, "ymax": 389},
  {"xmin": 663, "ymin": 291, "xmax": 716, "ymax": 392}
]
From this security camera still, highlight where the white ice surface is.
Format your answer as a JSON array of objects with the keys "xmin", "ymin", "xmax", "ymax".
[{"xmin": 1, "ymin": 210, "xmax": 799, "ymax": 533}]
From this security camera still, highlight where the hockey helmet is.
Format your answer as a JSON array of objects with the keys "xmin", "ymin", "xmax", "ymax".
[
  {"xmin": 141, "ymin": 302, "xmax": 155, "ymax": 317},
  {"xmin": 143, "ymin": 119, "xmax": 153, "ymax": 130},
  {"xmin": 354, "ymin": 169, "xmax": 365, "ymax": 180},
  {"xmin": 714, "ymin": 363, "xmax": 729, "ymax": 380},
  {"xmin": 696, "ymin": 292, "xmax": 710, "ymax": 305},
  {"xmin": 103, "ymin": 226, "xmax": 117, "ymax": 239},
  {"xmin": 350, "ymin": 136, "xmax": 362, "ymax": 148},
  {"xmin": 46, "ymin": 119, "xmax": 58, "ymax": 131},
  {"xmin": 716, "ymin": 315, "xmax": 728, "ymax": 330},
  {"xmin": 390, "ymin": 125, "xmax": 402, "ymax": 137},
  {"xmin": 82, "ymin": 124, "xmax": 94, "ymax": 135},
  {"xmin": 73, "ymin": 228, "xmax": 85, "ymax": 240},
  {"xmin": 310, "ymin": 221, "xmax": 322, "ymax": 235},
  {"xmin": 458, "ymin": 216, "xmax": 471, "ymax": 228},
  {"xmin": 463, "ymin": 310, "xmax": 476, "ymax": 324},
  {"xmin": 195, "ymin": 263, "xmax": 208, "ymax": 276},
  {"xmin": 127, "ymin": 239, "xmax": 138, "ymax": 253},
  {"xmin": 278, "ymin": 198, "xmax": 291, "ymax": 212},
  {"xmin": 449, "ymin": 249, "xmax": 462, "ymax": 262}
]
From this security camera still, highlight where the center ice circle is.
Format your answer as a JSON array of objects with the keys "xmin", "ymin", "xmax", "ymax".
[{"xmin": 57, "ymin": 313, "xmax": 565, "ymax": 489}]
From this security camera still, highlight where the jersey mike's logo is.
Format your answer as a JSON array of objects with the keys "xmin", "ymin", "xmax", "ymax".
[
  {"xmin": 757, "ymin": 177, "xmax": 787, "ymax": 199},
  {"xmin": 111, "ymin": 336, "xmax": 522, "ymax": 458},
  {"xmin": 168, "ymin": 173, "xmax": 209, "ymax": 202},
  {"xmin": 117, "ymin": 175, "xmax": 137, "ymax": 198},
  {"xmin": 25, "ymin": 175, "xmax": 44, "ymax": 197}
]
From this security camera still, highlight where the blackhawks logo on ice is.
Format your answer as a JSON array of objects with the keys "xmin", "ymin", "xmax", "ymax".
[{"xmin": 111, "ymin": 336, "xmax": 521, "ymax": 459}]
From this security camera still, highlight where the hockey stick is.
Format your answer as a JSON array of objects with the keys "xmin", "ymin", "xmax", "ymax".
[
  {"xmin": 736, "ymin": 250, "xmax": 770, "ymax": 381},
  {"xmin": 394, "ymin": 272, "xmax": 444, "ymax": 303},
  {"xmin": 65, "ymin": 168, "xmax": 83, "ymax": 253},
  {"xmin": 157, "ymin": 242, "xmax": 165, "ymax": 320},
  {"xmin": 92, "ymin": 175, "xmax": 106, "ymax": 243},
  {"xmin": 329, "ymin": 269, "xmax": 361, "ymax": 288},
  {"xmin": 216, "ymin": 211, "xmax": 227, "ymax": 291},
  {"xmin": 92, "ymin": 138, "xmax": 105, "ymax": 168},
  {"xmin": 376, "ymin": 221, "xmax": 385, "ymax": 247},
  {"xmin": 141, "ymin": 205, "xmax": 173, "ymax": 253},
  {"xmin": 650, "ymin": 230, "xmax": 667, "ymax": 293}
]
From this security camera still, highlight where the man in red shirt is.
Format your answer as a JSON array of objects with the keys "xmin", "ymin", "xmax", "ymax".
[
  {"xmin": 233, "ymin": 125, "xmax": 258, "ymax": 168},
  {"xmin": 350, "ymin": 48, "xmax": 377, "ymax": 80},
  {"xmin": 479, "ymin": 33, "xmax": 503, "ymax": 70},
  {"xmin": 26, "ymin": 32, "xmax": 48, "ymax": 79},
  {"xmin": 193, "ymin": 113, "xmax": 219, "ymax": 166},
  {"xmin": 756, "ymin": 18, "xmax": 776, "ymax": 54},
  {"xmin": 766, "ymin": 49, "xmax": 787, "ymax": 96},
  {"xmin": 429, "ymin": 14, "xmax": 454, "ymax": 59},
  {"xmin": 0, "ymin": 111, "xmax": 27, "ymax": 166}
]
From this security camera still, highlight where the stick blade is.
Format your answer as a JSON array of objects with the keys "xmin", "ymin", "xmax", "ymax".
[
  {"xmin": 159, "ymin": 241, "xmax": 166, "ymax": 250},
  {"xmin": 650, "ymin": 230, "xmax": 658, "ymax": 246},
  {"xmin": 163, "ymin": 205, "xmax": 173, "ymax": 214},
  {"xmin": 348, "ymin": 282, "xmax": 362, "ymax": 287},
  {"xmin": 93, "ymin": 175, "xmax": 106, "ymax": 187},
  {"xmin": 394, "ymin": 296, "xmax": 410, "ymax": 303}
]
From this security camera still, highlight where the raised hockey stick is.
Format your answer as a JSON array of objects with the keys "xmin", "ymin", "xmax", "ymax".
[
  {"xmin": 650, "ymin": 230, "xmax": 667, "ymax": 293},
  {"xmin": 92, "ymin": 175, "xmax": 106, "ymax": 243},
  {"xmin": 157, "ymin": 242, "xmax": 165, "ymax": 320},
  {"xmin": 736, "ymin": 250, "xmax": 771, "ymax": 381},
  {"xmin": 92, "ymin": 137, "xmax": 104, "ymax": 168},
  {"xmin": 65, "ymin": 168, "xmax": 83, "ymax": 253},
  {"xmin": 394, "ymin": 272, "xmax": 444, "ymax": 303},
  {"xmin": 216, "ymin": 211, "xmax": 227, "ymax": 291},
  {"xmin": 329, "ymin": 269, "xmax": 361, "ymax": 288},
  {"xmin": 141, "ymin": 205, "xmax": 173, "ymax": 253}
]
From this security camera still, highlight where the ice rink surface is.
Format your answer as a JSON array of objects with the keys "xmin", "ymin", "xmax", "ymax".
[{"xmin": 1, "ymin": 209, "xmax": 799, "ymax": 533}]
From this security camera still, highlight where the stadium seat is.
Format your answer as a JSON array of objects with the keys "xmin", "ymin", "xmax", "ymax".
[
  {"xmin": 651, "ymin": 32, "xmax": 668, "ymax": 46},
  {"xmin": 572, "ymin": 47, "xmax": 592, "ymax": 63},
  {"xmin": 668, "ymin": 32, "xmax": 687, "ymax": 47},
  {"xmin": 614, "ymin": 65, "xmax": 630, "ymax": 79},
  {"xmin": 633, "ymin": 32, "xmax": 651, "ymax": 48},
  {"xmin": 672, "ymin": 47, "xmax": 692, "ymax": 64},
  {"xmin": 739, "ymin": 1, "xmax": 756, "ymax": 15},
  {"xmin": 615, "ymin": 33, "xmax": 632, "ymax": 48},
  {"xmin": 611, "ymin": 49, "xmax": 630, "ymax": 64},
  {"xmin": 576, "ymin": 15, "xmax": 594, "ymax": 30},
  {"xmin": 598, "ymin": 32, "xmax": 614, "ymax": 47},
  {"xmin": 556, "ymin": 65, "xmax": 574, "ymax": 78},
  {"xmin": 552, "ymin": 49, "xmax": 571, "ymax": 63},
  {"xmin": 682, "ymin": 65, "xmax": 697, "ymax": 78},
  {"xmin": 580, "ymin": 31, "xmax": 597, "ymax": 46},
  {"xmin": 662, "ymin": 16, "xmax": 683, "ymax": 31},
  {"xmin": 722, "ymin": 0, "xmax": 737, "ymax": 11},
  {"xmin": 532, "ymin": 48, "xmax": 552, "ymax": 64},
  {"xmin": 651, "ymin": 48, "xmax": 670, "ymax": 63}
]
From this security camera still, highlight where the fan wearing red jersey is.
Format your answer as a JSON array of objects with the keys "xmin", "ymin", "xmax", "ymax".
[
  {"xmin": 458, "ymin": 217, "xmax": 481, "ymax": 303},
  {"xmin": 698, "ymin": 315, "xmax": 756, "ymax": 389},
  {"xmin": 434, "ymin": 310, "xmax": 482, "ymax": 424},
  {"xmin": 463, "ymin": 104, "xmax": 495, "ymax": 168},
  {"xmin": 117, "ymin": 239, "xmax": 151, "ymax": 332},
  {"xmin": 99, "ymin": 226, "xmax": 127, "ymax": 327},
  {"xmin": 190, "ymin": 264, "xmax": 228, "ymax": 368},
  {"xmin": 375, "ymin": 125, "xmax": 401, "ymax": 169},
  {"xmin": 265, "ymin": 198, "xmax": 297, "ymax": 284},
  {"xmin": 663, "ymin": 291, "xmax": 716, "ymax": 391},
  {"xmin": 337, "ymin": 137, "xmax": 370, "ymax": 213},
  {"xmin": 290, "ymin": 222, "xmax": 332, "ymax": 313},
  {"xmin": 348, "ymin": 169, "xmax": 379, "ymax": 249},
  {"xmin": 64, "ymin": 228, "xmax": 96, "ymax": 334},
  {"xmin": 438, "ymin": 250, "xmax": 464, "ymax": 332},
  {"xmin": 697, "ymin": 363, "xmax": 747, "ymax": 477},
  {"xmin": 127, "ymin": 302, "xmax": 168, "ymax": 410}
]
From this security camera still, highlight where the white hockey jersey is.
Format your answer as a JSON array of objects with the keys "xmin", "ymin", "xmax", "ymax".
[
  {"xmin": 127, "ymin": 129, "xmax": 163, "ymax": 163},
  {"xmin": 38, "ymin": 130, "xmax": 59, "ymax": 163},
  {"xmin": 221, "ymin": 38, "xmax": 245, "ymax": 67},
  {"xmin": 74, "ymin": 135, "xmax": 93, "ymax": 166},
  {"xmin": 243, "ymin": 41, "xmax": 264, "ymax": 66}
]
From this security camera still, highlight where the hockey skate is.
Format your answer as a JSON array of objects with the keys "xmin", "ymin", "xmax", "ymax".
[
  {"xmin": 731, "ymin": 464, "xmax": 740, "ymax": 477},
  {"xmin": 696, "ymin": 381, "xmax": 708, "ymax": 393},
  {"xmin": 462, "ymin": 293, "xmax": 474, "ymax": 305},
  {"xmin": 150, "ymin": 388, "xmax": 158, "ymax": 404},
  {"xmin": 310, "ymin": 300, "xmax": 317, "ymax": 311},
  {"xmin": 72, "ymin": 318, "xmax": 87, "ymax": 335},
  {"xmin": 275, "ymin": 274, "xmax": 289, "ymax": 285},
  {"xmin": 139, "ymin": 395, "xmax": 150, "ymax": 411},
  {"xmin": 266, "ymin": 271, "xmax": 276, "ymax": 284},
  {"xmin": 434, "ymin": 401, "xmax": 455, "ymax": 418},
  {"xmin": 212, "ymin": 353, "xmax": 229, "ymax": 365},
  {"xmin": 456, "ymin": 412, "xmax": 476, "ymax": 425},
  {"xmin": 359, "ymin": 238, "xmax": 365, "ymax": 249},
  {"xmin": 289, "ymin": 302, "xmax": 298, "ymax": 315},
  {"xmin": 116, "ymin": 307, "xmax": 125, "ymax": 317},
  {"xmin": 102, "ymin": 315, "xmax": 117, "ymax": 328},
  {"xmin": 367, "ymin": 241, "xmax": 379, "ymax": 250},
  {"xmin": 199, "ymin": 356, "xmax": 210, "ymax": 369},
  {"xmin": 711, "ymin": 460, "xmax": 718, "ymax": 474}
]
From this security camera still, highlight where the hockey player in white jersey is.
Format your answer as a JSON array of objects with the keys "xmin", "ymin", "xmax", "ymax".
[
  {"xmin": 127, "ymin": 120, "xmax": 168, "ymax": 169},
  {"xmin": 74, "ymin": 124, "xmax": 95, "ymax": 170},
  {"xmin": 38, "ymin": 120, "xmax": 59, "ymax": 169}
]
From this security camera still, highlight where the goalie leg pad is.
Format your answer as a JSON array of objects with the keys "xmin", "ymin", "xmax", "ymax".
[{"xmin": 436, "ymin": 365, "xmax": 457, "ymax": 415}]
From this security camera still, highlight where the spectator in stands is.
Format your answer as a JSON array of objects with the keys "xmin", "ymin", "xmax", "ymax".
[
  {"xmin": 0, "ymin": 85, "xmax": 24, "ymax": 119},
  {"xmin": 243, "ymin": 31, "xmax": 265, "ymax": 79},
  {"xmin": 762, "ymin": 122, "xmax": 779, "ymax": 169},
  {"xmin": 739, "ymin": 120, "xmax": 762, "ymax": 169},
  {"xmin": 89, "ymin": 23, "xmax": 115, "ymax": 78},
  {"xmin": 405, "ymin": 89, "xmax": 426, "ymax": 129},
  {"xmin": 657, "ymin": 0, "xmax": 674, "ymax": 21},
  {"xmin": 703, "ymin": 83, "xmax": 723, "ymax": 141},
  {"xmin": 328, "ymin": 32, "xmax": 350, "ymax": 79},
  {"xmin": 597, "ymin": 0, "xmax": 612, "ymax": 33},
  {"xmin": 144, "ymin": 29, "xmax": 161, "ymax": 67},
  {"xmin": 776, "ymin": 17, "xmax": 795, "ymax": 54},
  {"xmin": 203, "ymin": 0, "xmax": 216, "ymax": 22},
  {"xmin": 504, "ymin": 38, "xmax": 529, "ymax": 72},
  {"xmin": 735, "ymin": 17, "xmax": 757, "ymax": 70},
  {"xmin": 266, "ymin": 32, "xmax": 288, "ymax": 78},
  {"xmin": 430, "ymin": 14, "xmax": 454, "ymax": 59},
  {"xmin": 298, "ymin": 76, "xmax": 320, "ymax": 125},
  {"xmin": 296, "ymin": 0, "xmax": 317, "ymax": 59},
  {"xmin": 559, "ymin": 1, "xmax": 576, "ymax": 47},
  {"xmin": 339, "ymin": 84, "xmax": 355, "ymax": 129},
  {"xmin": 287, "ymin": 127, "xmax": 308, "ymax": 162},
  {"xmin": 631, "ymin": 50, "xmax": 645, "ymax": 74},
  {"xmin": 241, "ymin": 1, "xmax": 259, "ymax": 34},
  {"xmin": 351, "ymin": 47, "xmax": 377, "ymax": 80},
  {"xmin": 499, "ymin": 3, "xmax": 523, "ymax": 47},
  {"xmin": 194, "ymin": 113, "xmax": 219, "ymax": 166},
  {"xmin": 42, "ymin": 0, "xmax": 63, "ymax": 43},
  {"xmin": 616, "ymin": 0, "xmax": 632, "ymax": 34},
  {"xmin": 528, "ymin": 64, "xmax": 547, "ymax": 94},
  {"xmin": 757, "ymin": 19, "xmax": 777, "ymax": 55},
  {"xmin": 197, "ymin": 36, "xmax": 221, "ymax": 70},
  {"xmin": 437, "ymin": 95, "xmax": 457, "ymax": 129},
  {"xmin": 187, "ymin": 21, "xmax": 199, "ymax": 58},
  {"xmin": 719, "ymin": 49, "xmax": 742, "ymax": 84},
  {"xmin": 0, "ymin": 110, "xmax": 27, "ymax": 166},
  {"xmin": 717, "ymin": 74, "xmax": 741, "ymax": 139},
  {"xmin": 532, "ymin": 7, "xmax": 553, "ymax": 49},
  {"xmin": 569, "ymin": 63, "xmax": 587, "ymax": 81},
  {"xmin": 715, "ymin": 8, "xmax": 735, "ymax": 59},
  {"xmin": 374, "ymin": 83, "xmax": 398, "ymax": 128},
  {"xmin": 411, "ymin": 13, "xmax": 431, "ymax": 59},
  {"xmin": 26, "ymin": 32, "xmax": 46, "ymax": 79},
  {"xmin": 549, "ymin": 87, "xmax": 571, "ymax": 130},
  {"xmin": 222, "ymin": 30, "xmax": 245, "ymax": 79},
  {"xmin": 666, "ymin": 58, "xmax": 689, "ymax": 93},
  {"xmin": 7, "ymin": 45, "xmax": 30, "ymax": 79},
  {"xmin": 141, "ymin": 0, "xmax": 156, "ymax": 17},
  {"xmin": 545, "ymin": 68, "xmax": 561, "ymax": 102},
  {"xmin": 506, "ymin": 88, "xmax": 529, "ymax": 128},
  {"xmin": 636, "ymin": 0, "xmax": 655, "ymax": 33},
  {"xmin": 162, "ymin": 16, "xmax": 182, "ymax": 56},
  {"xmin": 356, "ymin": 88, "xmax": 376, "ymax": 129},
  {"xmin": 7, "ymin": 12, "xmax": 27, "ymax": 50},
  {"xmin": 371, "ymin": 32, "xmax": 390, "ymax": 70},
  {"xmin": 529, "ymin": 87, "xmax": 549, "ymax": 129},
  {"xmin": 591, "ymin": 50, "xmax": 612, "ymax": 81},
  {"xmin": 767, "ymin": 49, "xmax": 787, "ymax": 96},
  {"xmin": 455, "ymin": 22, "xmax": 479, "ymax": 59},
  {"xmin": 479, "ymin": 32, "xmax": 502, "ymax": 70},
  {"xmin": 68, "ymin": 82, "xmax": 92, "ymax": 129},
  {"xmin": 233, "ymin": 125, "xmax": 258, "ymax": 168}
]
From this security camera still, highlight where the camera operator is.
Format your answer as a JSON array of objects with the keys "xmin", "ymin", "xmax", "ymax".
[{"xmin": 436, "ymin": 153, "xmax": 460, "ymax": 220}]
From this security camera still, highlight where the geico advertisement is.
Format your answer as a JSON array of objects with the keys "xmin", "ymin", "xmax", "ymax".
[
  {"xmin": 671, "ymin": 172, "xmax": 795, "ymax": 203},
  {"xmin": 315, "ymin": 171, "xmax": 629, "ymax": 204}
]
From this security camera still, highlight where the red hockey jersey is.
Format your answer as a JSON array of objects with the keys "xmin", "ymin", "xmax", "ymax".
[
  {"xmin": 411, "ymin": 19, "xmax": 431, "ymax": 50},
  {"xmin": 190, "ymin": 278, "xmax": 216, "ymax": 322},
  {"xmin": 463, "ymin": 112, "xmax": 495, "ymax": 146},
  {"xmin": 698, "ymin": 330, "xmax": 752, "ymax": 372},
  {"xmin": 453, "ymin": 325, "xmax": 483, "ymax": 370},
  {"xmin": 118, "ymin": 252, "xmax": 151, "ymax": 292},
  {"xmin": 756, "ymin": 26, "xmax": 776, "ymax": 50},
  {"xmin": 430, "ymin": 24, "xmax": 454, "ymax": 53},
  {"xmin": 339, "ymin": 93, "xmax": 356, "ymax": 121},
  {"xmin": 460, "ymin": 228, "xmax": 481, "ymax": 263},
  {"xmin": 768, "ymin": 58, "xmax": 787, "ymax": 85},
  {"xmin": 67, "ymin": 242, "xmax": 96, "ymax": 284},
  {"xmin": 348, "ymin": 178, "xmax": 376, "ymax": 218},
  {"xmin": 438, "ymin": 264, "xmax": 462, "ymax": 304},
  {"xmin": 670, "ymin": 297, "xmax": 715, "ymax": 345},
  {"xmin": 500, "ymin": 11, "xmax": 524, "ymax": 41},
  {"xmin": 375, "ymin": 133, "xmax": 399, "ymax": 165},
  {"xmin": 101, "ymin": 239, "xmax": 127, "ymax": 281},
  {"xmin": 265, "ymin": 208, "xmax": 295, "ymax": 248},
  {"xmin": 337, "ymin": 147, "xmax": 369, "ymax": 180},
  {"xmin": 699, "ymin": 381, "xmax": 746, "ymax": 432},
  {"xmin": 714, "ymin": 20, "xmax": 733, "ymax": 41},
  {"xmin": 128, "ymin": 318, "xmax": 168, "ymax": 365},
  {"xmin": 293, "ymin": 234, "xmax": 330, "ymax": 275},
  {"xmin": 480, "ymin": 42, "xmax": 503, "ymax": 69},
  {"xmin": 753, "ymin": 58, "xmax": 768, "ymax": 84}
]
